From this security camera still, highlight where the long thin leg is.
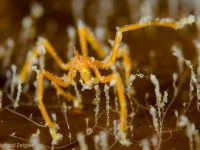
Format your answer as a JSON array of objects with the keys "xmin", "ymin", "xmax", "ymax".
[
  {"xmin": 102, "ymin": 74, "xmax": 128, "ymax": 143},
  {"xmin": 92, "ymin": 66, "xmax": 128, "ymax": 143},
  {"xmin": 93, "ymin": 19, "xmax": 184, "ymax": 85},
  {"xmin": 51, "ymin": 82, "xmax": 76, "ymax": 101},
  {"xmin": 78, "ymin": 20, "xmax": 106, "ymax": 58},
  {"xmin": 20, "ymin": 38, "xmax": 71, "ymax": 83},
  {"xmin": 20, "ymin": 48, "xmax": 38, "ymax": 83},
  {"xmin": 103, "ymin": 17, "xmax": 194, "ymax": 69},
  {"xmin": 117, "ymin": 44, "xmax": 131, "ymax": 85},
  {"xmin": 36, "ymin": 68, "xmax": 74, "ymax": 144},
  {"xmin": 91, "ymin": 44, "xmax": 131, "ymax": 86}
]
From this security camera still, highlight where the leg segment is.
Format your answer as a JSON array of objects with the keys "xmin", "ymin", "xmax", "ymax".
[
  {"xmin": 36, "ymin": 69, "xmax": 74, "ymax": 144},
  {"xmin": 92, "ymin": 66, "xmax": 128, "ymax": 143},
  {"xmin": 20, "ymin": 48, "xmax": 38, "ymax": 83},
  {"xmin": 19, "ymin": 38, "xmax": 71, "ymax": 83},
  {"xmin": 103, "ymin": 17, "xmax": 194, "ymax": 69},
  {"xmin": 37, "ymin": 71, "xmax": 62, "ymax": 145},
  {"xmin": 78, "ymin": 20, "xmax": 106, "ymax": 58},
  {"xmin": 117, "ymin": 44, "xmax": 131, "ymax": 86},
  {"xmin": 92, "ymin": 44, "xmax": 131, "ymax": 86},
  {"xmin": 101, "ymin": 74, "xmax": 127, "ymax": 142},
  {"xmin": 51, "ymin": 82, "xmax": 76, "ymax": 101}
]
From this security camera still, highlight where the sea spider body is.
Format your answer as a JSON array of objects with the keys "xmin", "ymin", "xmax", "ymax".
[
  {"xmin": 71, "ymin": 50, "xmax": 100, "ymax": 89},
  {"xmin": 17, "ymin": 16, "xmax": 195, "ymax": 145}
]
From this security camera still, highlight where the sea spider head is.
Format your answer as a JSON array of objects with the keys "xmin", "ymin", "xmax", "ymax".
[{"xmin": 71, "ymin": 49, "xmax": 98, "ymax": 90}]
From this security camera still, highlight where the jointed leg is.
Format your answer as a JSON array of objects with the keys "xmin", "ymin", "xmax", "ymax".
[
  {"xmin": 92, "ymin": 66, "xmax": 127, "ymax": 142},
  {"xmin": 51, "ymin": 82, "xmax": 76, "ymax": 101},
  {"xmin": 92, "ymin": 44, "xmax": 131, "ymax": 86},
  {"xmin": 78, "ymin": 20, "xmax": 106, "ymax": 58},
  {"xmin": 93, "ymin": 20, "xmax": 180, "ymax": 85},
  {"xmin": 37, "ymin": 71, "xmax": 62, "ymax": 145},
  {"xmin": 103, "ymin": 17, "xmax": 194, "ymax": 69},
  {"xmin": 117, "ymin": 44, "xmax": 131, "ymax": 86},
  {"xmin": 36, "ymin": 69, "xmax": 74, "ymax": 144},
  {"xmin": 20, "ymin": 48, "xmax": 38, "ymax": 83},
  {"xmin": 101, "ymin": 74, "xmax": 127, "ymax": 142},
  {"xmin": 19, "ymin": 38, "xmax": 71, "ymax": 83}
]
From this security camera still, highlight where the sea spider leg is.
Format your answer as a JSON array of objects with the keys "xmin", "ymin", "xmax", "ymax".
[
  {"xmin": 78, "ymin": 20, "xmax": 106, "ymax": 58},
  {"xmin": 103, "ymin": 18, "xmax": 193, "ymax": 69},
  {"xmin": 117, "ymin": 44, "xmax": 131, "ymax": 85},
  {"xmin": 92, "ymin": 66, "xmax": 128, "ymax": 144},
  {"xmin": 20, "ymin": 38, "xmax": 71, "ymax": 83},
  {"xmin": 51, "ymin": 82, "xmax": 76, "ymax": 101},
  {"xmin": 36, "ymin": 68, "xmax": 74, "ymax": 145}
]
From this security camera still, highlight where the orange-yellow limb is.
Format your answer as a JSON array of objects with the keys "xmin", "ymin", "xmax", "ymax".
[
  {"xmin": 102, "ymin": 74, "xmax": 127, "ymax": 142},
  {"xmin": 20, "ymin": 49, "xmax": 38, "ymax": 83},
  {"xmin": 37, "ymin": 72, "xmax": 62, "ymax": 145},
  {"xmin": 78, "ymin": 21, "xmax": 106, "ymax": 58},
  {"xmin": 104, "ymin": 20, "xmax": 183, "ymax": 69},
  {"xmin": 36, "ymin": 69, "xmax": 74, "ymax": 144},
  {"xmin": 51, "ymin": 82, "xmax": 76, "ymax": 101},
  {"xmin": 20, "ymin": 38, "xmax": 71, "ymax": 83},
  {"xmin": 93, "ymin": 21, "xmax": 179, "ymax": 85},
  {"xmin": 41, "ymin": 70, "xmax": 73, "ymax": 87},
  {"xmin": 117, "ymin": 45, "xmax": 131, "ymax": 85},
  {"xmin": 92, "ymin": 66, "xmax": 127, "ymax": 141}
]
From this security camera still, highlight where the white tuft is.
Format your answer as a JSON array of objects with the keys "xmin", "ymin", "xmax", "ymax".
[
  {"xmin": 0, "ymin": 91, "xmax": 3, "ymax": 108},
  {"xmin": 30, "ymin": 129, "xmax": 44, "ymax": 150},
  {"xmin": 160, "ymin": 17, "xmax": 174, "ymax": 23},
  {"xmin": 72, "ymin": 80, "xmax": 82, "ymax": 107},
  {"xmin": 94, "ymin": 135, "xmax": 100, "ymax": 150},
  {"xmin": 85, "ymin": 118, "xmax": 92, "ymax": 135},
  {"xmin": 149, "ymin": 106, "xmax": 159, "ymax": 133},
  {"xmin": 67, "ymin": 26, "xmax": 76, "ymax": 39},
  {"xmin": 172, "ymin": 73, "xmax": 178, "ymax": 96},
  {"xmin": 67, "ymin": 26, "xmax": 76, "ymax": 59},
  {"xmin": 31, "ymin": 65, "xmax": 38, "ymax": 73},
  {"xmin": 100, "ymin": 131, "xmax": 108, "ymax": 150},
  {"xmin": 94, "ymin": 131, "xmax": 109, "ymax": 150},
  {"xmin": 6, "ymin": 38, "xmax": 15, "ymax": 49},
  {"xmin": 113, "ymin": 120, "xmax": 119, "ymax": 140},
  {"xmin": 150, "ymin": 74, "xmax": 162, "ymax": 122},
  {"xmin": 61, "ymin": 102, "xmax": 70, "ymax": 129},
  {"xmin": 77, "ymin": 132, "xmax": 88, "ymax": 150},
  {"xmin": 185, "ymin": 60, "xmax": 198, "ymax": 102},
  {"xmin": 177, "ymin": 115, "xmax": 189, "ymax": 128},
  {"xmin": 171, "ymin": 45, "xmax": 184, "ymax": 74},
  {"xmin": 22, "ymin": 16, "xmax": 33, "ymax": 28},
  {"xmin": 176, "ymin": 15, "xmax": 195, "ymax": 29},
  {"xmin": 68, "ymin": 132, "xmax": 72, "ymax": 143},
  {"xmin": 14, "ymin": 80, "xmax": 22, "ymax": 109},
  {"xmin": 37, "ymin": 45, "xmax": 46, "ymax": 55},
  {"xmin": 151, "ymin": 135, "xmax": 158, "ymax": 149},
  {"xmin": 141, "ymin": 139, "xmax": 150, "ymax": 150},
  {"xmin": 77, "ymin": 19, "xmax": 84, "ymax": 28},
  {"xmin": 11, "ymin": 64, "xmax": 17, "ymax": 97},
  {"xmin": 194, "ymin": 40, "xmax": 200, "ymax": 110},
  {"xmin": 104, "ymin": 84, "xmax": 110, "ymax": 128},
  {"xmin": 95, "ymin": 27, "xmax": 106, "ymax": 41},
  {"xmin": 127, "ymin": 74, "xmax": 136, "ymax": 97},
  {"xmin": 2, "ymin": 38, "xmax": 15, "ymax": 68},
  {"xmin": 30, "ymin": 3, "xmax": 44, "ymax": 19},
  {"xmin": 139, "ymin": 16, "xmax": 152, "ymax": 24},
  {"xmin": 51, "ymin": 112, "xmax": 57, "ymax": 122},
  {"xmin": 92, "ymin": 85, "xmax": 101, "ymax": 125}
]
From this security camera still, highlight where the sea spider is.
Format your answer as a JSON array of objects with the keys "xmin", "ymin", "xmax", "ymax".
[{"xmin": 17, "ymin": 16, "xmax": 194, "ymax": 145}]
